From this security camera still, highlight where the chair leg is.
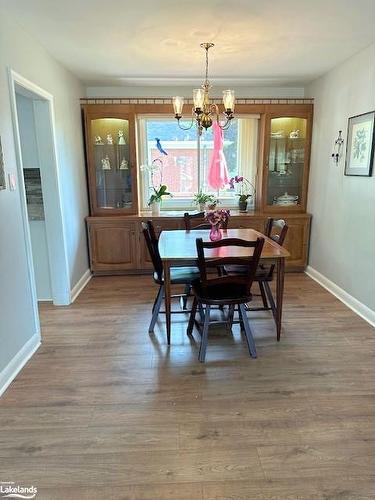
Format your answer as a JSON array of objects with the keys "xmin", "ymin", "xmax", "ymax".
[
  {"xmin": 239, "ymin": 303, "xmax": 257, "ymax": 358},
  {"xmin": 149, "ymin": 285, "xmax": 164, "ymax": 333},
  {"xmin": 198, "ymin": 302, "xmax": 205, "ymax": 322},
  {"xmin": 264, "ymin": 281, "xmax": 277, "ymax": 320},
  {"xmin": 198, "ymin": 304, "xmax": 211, "ymax": 363},
  {"xmin": 239, "ymin": 309, "xmax": 245, "ymax": 332},
  {"xmin": 187, "ymin": 297, "xmax": 198, "ymax": 336},
  {"xmin": 227, "ymin": 304, "xmax": 235, "ymax": 331},
  {"xmin": 259, "ymin": 281, "xmax": 269, "ymax": 309},
  {"xmin": 181, "ymin": 284, "xmax": 191, "ymax": 310},
  {"xmin": 151, "ymin": 286, "xmax": 160, "ymax": 313}
]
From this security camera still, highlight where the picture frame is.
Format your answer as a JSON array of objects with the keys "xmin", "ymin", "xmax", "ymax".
[
  {"xmin": 0, "ymin": 136, "xmax": 6, "ymax": 190},
  {"xmin": 345, "ymin": 111, "xmax": 375, "ymax": 176}
]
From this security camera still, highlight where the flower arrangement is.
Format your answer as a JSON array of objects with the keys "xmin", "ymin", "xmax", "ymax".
[
  {"xmin": 229, "ymin": 175, "xmax": 255, "ymax": 211},
  {"xmin": 205, "ymin": 208, "xmax": 230, "ymax": 241},
  {"xmin": 205, "ymin": 208, "xmax": 230, "ymax": 227},
  {"xmin": 140, "ymin": 158, "xmax": 172, "ymax": 214},
  {"xmin": 229, "ymin": 175, "xmax": 255, "ymax": 202}
]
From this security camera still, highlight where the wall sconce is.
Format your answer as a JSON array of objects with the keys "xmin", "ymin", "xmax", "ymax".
[{"xmin": 331, "ymin": 130, "xmax": 344, "ymax": 165}]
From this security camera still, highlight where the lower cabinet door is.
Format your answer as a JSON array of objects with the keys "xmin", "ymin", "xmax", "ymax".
[
  {"xmin": 88, "ymin": 222, "xmax": 137, "ymax": 272},
  {"xmin": 283, "ymin": 217, "xmax": 311, "ymax": 270}
]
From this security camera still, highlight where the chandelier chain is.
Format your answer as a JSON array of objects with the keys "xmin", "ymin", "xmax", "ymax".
[{"xmin": 205, "ymin": 45, "xmax": 209, "ymax": 86}]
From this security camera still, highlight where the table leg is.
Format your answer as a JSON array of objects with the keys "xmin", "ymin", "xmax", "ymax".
[
  {"xmin": 276, "ymin": 257, "xmax": 285, "ymax": 342},
  {"xmin": 163, "ymin": 260, "xmax": 171, "ymax": 345}
]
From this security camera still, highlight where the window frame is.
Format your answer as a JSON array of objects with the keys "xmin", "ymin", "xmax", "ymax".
[{"xmin": 137, "ymin": 113, "xmax": 260, "ymax": 211}]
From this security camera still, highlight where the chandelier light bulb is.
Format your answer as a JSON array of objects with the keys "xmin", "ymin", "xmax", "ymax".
[
  {"xmin": 193, "ymin": 89, "xmax": 205, "ymax": 110},
  {"xmin": 172, "ymin": 96, "xmax": 184, "ymax": 117},
  {"xmin": 223, "ymin": 90, "xmax": 235, "ymax": 112}
]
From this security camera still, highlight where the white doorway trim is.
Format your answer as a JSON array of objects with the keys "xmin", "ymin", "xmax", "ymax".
[{"xmin": 8, "ymin": 69, "xmax": 71, "ymax": 313}]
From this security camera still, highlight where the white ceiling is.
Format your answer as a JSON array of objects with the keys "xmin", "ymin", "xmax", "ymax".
[{"xmin": 4, "ymin": 0, "xmax": 375, "ymax": 87}]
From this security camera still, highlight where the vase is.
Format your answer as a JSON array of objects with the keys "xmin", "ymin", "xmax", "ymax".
[
  {"xmin": 239, "ymin": 200, "xmax": 248, "ymax": 213},
  {"xmin": 209, "ymin": 223, "xmax": 222, "ymax": 241},
  {"xmin": 199, "ymin": 203, "xmax": 205, "ymax": 212},
  {"xmin": 151, "ymin": 201, "xmax": 160, "ymax": 216}
]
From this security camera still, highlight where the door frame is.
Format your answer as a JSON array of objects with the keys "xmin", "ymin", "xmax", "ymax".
[{"xmin": 8, "ymin": 69, "xmax": 71, "ymax": 313}]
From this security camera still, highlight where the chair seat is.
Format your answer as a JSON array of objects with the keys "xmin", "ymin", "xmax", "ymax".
[
  {"xmin": 192, "ymin": 280, "xmax": 252, "ymax": 305},
  {"xmin": 224, "ymin": 264, "xmax": 272, "ymax": 281},
  {"xmin": 153, "ymin": 266, "xmax": 200, "ymax": 285}
]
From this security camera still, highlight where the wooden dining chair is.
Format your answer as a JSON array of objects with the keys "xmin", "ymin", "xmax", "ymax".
[
  {"xmin": 254, "ymin": 218, "xmax": 288, "ymax": 314},
  {"xmin": 183, "ymin": 211, "xmax": 228, "ymax": 296},
  {"xmin": 141, "ymin": 221, "xmax": 200, "ymax": 334},
  {"xmin": 187, "ymin": 236, "xmax": 264, "ymax": 362},
  {"xmin": 183, "ymin": 212, "xmax": 211, "ymax": 231},
  {"xmin": 183, "ymin": 211, "xmax": 229, "ymax": 231}
]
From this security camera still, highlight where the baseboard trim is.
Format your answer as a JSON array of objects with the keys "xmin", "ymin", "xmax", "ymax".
[
  {"xmin": 70, "ymin": 269, "xmax": 92, "ymax": 303},
  {"xmin": 305, "ymin": 266, "xmax": 375, "ymax": 328},
  {"xmin": 0, "ymin": 333, "xmax": 41, "ymax": 398}
]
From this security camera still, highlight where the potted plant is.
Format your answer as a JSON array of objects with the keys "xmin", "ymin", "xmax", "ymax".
[
  {"xmin": 205, "ymin": 208, "xmax": 230, "ymax": 241},
  {"xmin": 148, "ymin": 184, "xmax": 171, "ymax": 216},
  {"xmin": 141, "ymin": 158, "xmax": 172, "ymax": 216},
  {"xmin": 229, "ymin": 176, "xmax": 255, "ymax": 212},
  {"xmin": 193, "ymin": 191, "xmax": 217, "ymax": 212}
]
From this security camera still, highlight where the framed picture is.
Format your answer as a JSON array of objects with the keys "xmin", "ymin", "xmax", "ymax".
[
  {"xmin": 345, "ymin": 111, "xmax": 375, "ymax": 176},
  {"xmin": 0, "ymin": 136, "xmax": 6, "ymax": 190}
]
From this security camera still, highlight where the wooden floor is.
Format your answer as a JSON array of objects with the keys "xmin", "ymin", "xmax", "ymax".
[{"xmin": 1, "ymin": 274, "xmax": 375, "ymax": 499}]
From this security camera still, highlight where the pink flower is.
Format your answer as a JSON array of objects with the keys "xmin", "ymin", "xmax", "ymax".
[{"xmin": 205, "ymin": 209, "xmax": 230, "ymax": 226}]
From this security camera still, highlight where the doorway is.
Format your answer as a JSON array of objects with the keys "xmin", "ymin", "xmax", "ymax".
[{"xmin": 8, "ymin": 70, "xmax": 70, "ymax": 324}]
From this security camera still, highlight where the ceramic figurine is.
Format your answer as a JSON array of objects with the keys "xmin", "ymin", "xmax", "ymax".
[
  {"xmin": 95, "ymin": 135, "xmax": 103, "ymax": 145},
  {"xmin": 118, "ymin": 130, "xmax": 126, "ymax": 145},
  {"xmin": 289, "ymin": 130, "xmax": 300, "ymax": 139},
  {"xmin": 106, "ymin": 134, "xmax": 113, "ymax": 145},
  {"xmin": 101, "ymin": 155, "xmax": 111, "ymax": 170},
  {"xmin": 119, "ymin": 158, "xmax": 128, "ymax": 170}
]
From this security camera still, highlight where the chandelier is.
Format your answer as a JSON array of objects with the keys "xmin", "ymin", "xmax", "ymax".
[{"xmin": 172, "ymin": 43, "xmax": 235, "ymax": 135}]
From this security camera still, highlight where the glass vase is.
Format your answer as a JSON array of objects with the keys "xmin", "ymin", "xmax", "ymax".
[{"xmin": 209, "ymin": 223, "xmax": 222, "ymax": 241}]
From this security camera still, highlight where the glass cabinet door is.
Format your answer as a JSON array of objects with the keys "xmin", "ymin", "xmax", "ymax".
[
  {"xmin": 266, "ymin": 116, "xmax": 307, "ymax": 209},
  {"xmin": 90, "ymin": 117, "xmax": 134, "ymax": 213}
]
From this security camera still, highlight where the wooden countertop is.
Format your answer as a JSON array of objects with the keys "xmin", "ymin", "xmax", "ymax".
[{"xmin": 86, "ymin": 210, "xmax": 312, "ymax": 221}]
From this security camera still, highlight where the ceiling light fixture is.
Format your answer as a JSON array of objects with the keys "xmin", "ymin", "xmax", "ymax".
[{"xmin": 172, "ymin": 43, "xmax": 235, "ymax": 135}]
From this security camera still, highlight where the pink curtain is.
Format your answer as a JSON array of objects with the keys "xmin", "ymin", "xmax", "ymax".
[{"xmin": 207, "ymin": 122, "xmax": 229, "ymax": 190}]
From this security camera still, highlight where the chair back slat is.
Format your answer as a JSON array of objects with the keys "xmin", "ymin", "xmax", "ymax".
[
  {"xmin": 141, "ymin": 221, "xmax": 163, "ymax": 280},
  {"xmin": 196, "ymin": 237, "xmax": 264, "ymax": 293},
  {"xmin": 184, "ymin": 211, "xmax": 228, "ymax": 231},
  {"xmin": 264, "ymin": 217, "xmax": 288, "ymax": 246},
  {"xmin": 262, "ymin": 218, "xmax": 288, "ymax": 278}
]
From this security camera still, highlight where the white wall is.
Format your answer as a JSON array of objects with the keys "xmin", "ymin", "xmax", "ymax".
[
  {"xmin": 85, "ymin": 85, "xmax": 305, "ymax": 99},
  {"xmin": 306, "ymin": 42, "xmax": 375, "ymax": 312},
  {"xmin": 0, "ymin": 10, "xmax": 88, "ymax": 378}
]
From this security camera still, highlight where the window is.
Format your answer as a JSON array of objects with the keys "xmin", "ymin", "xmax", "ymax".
[{"xmin": 138, "ymin": 115, "xmax": 259, "ymax": 209}]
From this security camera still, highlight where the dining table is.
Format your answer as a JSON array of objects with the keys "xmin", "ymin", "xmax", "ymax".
[{"xmin": 158, "ymin": 228, "xmax": 290, "ymax": 345}]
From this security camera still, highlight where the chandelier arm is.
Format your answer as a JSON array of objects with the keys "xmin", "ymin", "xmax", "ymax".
[
  {"xmin": 176, "ymin": 111, "xmax": 195, "ymax": 131},
  {"xmin": 216, "ymin": 115, "xmax": 233, "ymax": 131}
]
